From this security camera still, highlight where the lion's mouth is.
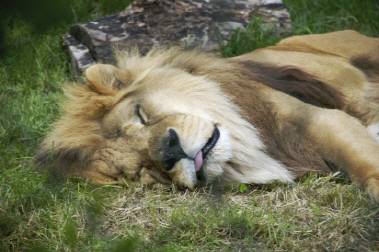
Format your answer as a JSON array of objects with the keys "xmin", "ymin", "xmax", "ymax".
[{"xmin": 195, "ymin": 126, "xmax": 220, "ymax": 179}]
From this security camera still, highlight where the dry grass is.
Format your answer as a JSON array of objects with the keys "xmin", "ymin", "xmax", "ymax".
[
  {"xmin": 101, "ymin": 176, "xmax": 379, "ymax": 251},
  {"xmin": 7, "ymin": 174, "xmax": 378, "ymax": 251}
]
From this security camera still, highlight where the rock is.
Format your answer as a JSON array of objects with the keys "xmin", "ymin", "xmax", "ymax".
[{"xmin": 62, "ymin": 0, "xmax": 292, "ymax": 76}]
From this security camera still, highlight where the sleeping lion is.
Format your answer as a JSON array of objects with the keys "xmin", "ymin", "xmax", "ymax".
[{"xmin": 37, "ymin": 30, "xmax": 379, "ymax": 201}]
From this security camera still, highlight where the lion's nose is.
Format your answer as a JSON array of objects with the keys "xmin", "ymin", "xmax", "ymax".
[{"xmin": 162, "ymin": 128, "xmax": 189, "ymax": 170}]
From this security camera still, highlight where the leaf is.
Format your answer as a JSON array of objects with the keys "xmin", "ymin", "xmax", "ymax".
[{"xmin": 239, "ymin": 183, "xmax": 248, "ymax": 193}]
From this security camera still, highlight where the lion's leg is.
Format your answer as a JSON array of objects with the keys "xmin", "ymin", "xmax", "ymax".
[
  {"xmin": 75, "ymin": 159, "xmax": 124, "ymax": 185},
  {"xmin": 308, "ymin": 109, "xmax": 379, "ymax": 201}
]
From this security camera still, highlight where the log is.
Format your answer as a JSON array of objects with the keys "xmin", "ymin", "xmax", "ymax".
[{"xmin": 62, "ymin": 0, "xmax": 292, "ymax": 76}]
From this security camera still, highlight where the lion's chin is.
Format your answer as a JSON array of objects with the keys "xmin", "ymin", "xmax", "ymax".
[
  {"xmin": 167, "ymin": 156, "xmax": 214, "ymax": 190},
  {"xmin": 168, "ymin": 154, "xmax": 227, "ymax": 190},
  {"xmin": 168, "ymin": 158, "xmax": 198, "ymax": 190}
]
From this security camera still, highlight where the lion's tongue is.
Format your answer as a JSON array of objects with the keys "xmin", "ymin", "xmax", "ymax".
[{"xmin": 194, "ymin": 150, "xmax": 203, "ymax": 172}]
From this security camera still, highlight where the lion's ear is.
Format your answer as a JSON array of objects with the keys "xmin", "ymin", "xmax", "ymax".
[
  {"xmin": 61, "ymin": 64, "xmax": 130, "ymax": 120},
  {"xmin": 85, "ymin": 64, "xmax": 130, "ymax": 93}
]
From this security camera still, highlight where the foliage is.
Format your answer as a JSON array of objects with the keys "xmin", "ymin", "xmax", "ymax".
[
  {"xmin": 219, "ymin": 16, "xmax": 283, "ymax": 58},
  {"xmin": 285, "ymin": 0, "xmax": 379, "ymax": 36}
]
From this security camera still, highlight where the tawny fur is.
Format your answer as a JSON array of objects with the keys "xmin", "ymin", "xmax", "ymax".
[{"xmin": 37, "ymin": 30, "xmax": 379, "ymax": 201}]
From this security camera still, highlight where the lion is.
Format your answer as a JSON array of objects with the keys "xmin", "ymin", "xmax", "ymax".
[{"xmin": 36, "ymin": 30, "xmax": 379, "ymax": 201}]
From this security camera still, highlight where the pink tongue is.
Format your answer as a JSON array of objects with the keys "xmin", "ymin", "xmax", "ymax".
[{"xmin": 194, "ymin": 150, "xmax": 203, "ymax": 172}]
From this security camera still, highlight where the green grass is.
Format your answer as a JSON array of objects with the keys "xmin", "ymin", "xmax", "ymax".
[
  {"xmin": 1, "ymin": 0, "xmax": 379, "ymax": 251},
  {"xmin": 219, "ymin": 16, "xmax": 284, "ymax": 58},
  {"xmin": 285, "ymin": 0, "xmax": 379, "ymax": 36}
]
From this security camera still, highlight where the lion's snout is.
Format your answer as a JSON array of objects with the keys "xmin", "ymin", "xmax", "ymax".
[
  {"xmin": 161, "ymin": 128, "xmax": 189, "ymax": 170},
  {"xmin": 145, "ymin": 115, "xmax": 217, "ymax": 189},
  {"xmin": 157, "ymin": 125, "xmax": 221, "ymax": 190}
]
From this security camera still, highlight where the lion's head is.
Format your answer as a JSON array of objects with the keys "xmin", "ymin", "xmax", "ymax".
[
  {"xmin": 37, "ymin": 49, "xmax": 235, "ymax": 189},
  {"xmin": 37, "ymin": 48, "xmax": 293, "ymax": 189}
]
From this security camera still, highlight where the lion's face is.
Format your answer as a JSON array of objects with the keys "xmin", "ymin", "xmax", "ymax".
[{"xmin": 86, "ymin": 64, "xmax": 232, "ymax": 189}]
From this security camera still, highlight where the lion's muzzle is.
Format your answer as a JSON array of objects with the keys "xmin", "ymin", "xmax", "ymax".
[
  {"xmin": 162, "ymin": 128, "xmax": 189, "ymax": 171},
  {"xmin": 160, "ymin": 125, "xmax": 220, "ymax": 190}
]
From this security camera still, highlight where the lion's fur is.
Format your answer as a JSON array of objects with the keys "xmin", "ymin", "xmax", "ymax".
[{"xmin": 37, "ymin": 30, "xmax": 379, "ymax": 200}]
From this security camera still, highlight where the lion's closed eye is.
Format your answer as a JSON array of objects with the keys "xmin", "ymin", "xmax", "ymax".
[{"xmin": 135, "ymin": 105, "xmax": 148, "ymax": 125}]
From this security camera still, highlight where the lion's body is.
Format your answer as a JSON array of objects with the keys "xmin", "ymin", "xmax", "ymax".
[{"xmin": 37, "ymin": 30, "xmax": 379, "ymax": 200}]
